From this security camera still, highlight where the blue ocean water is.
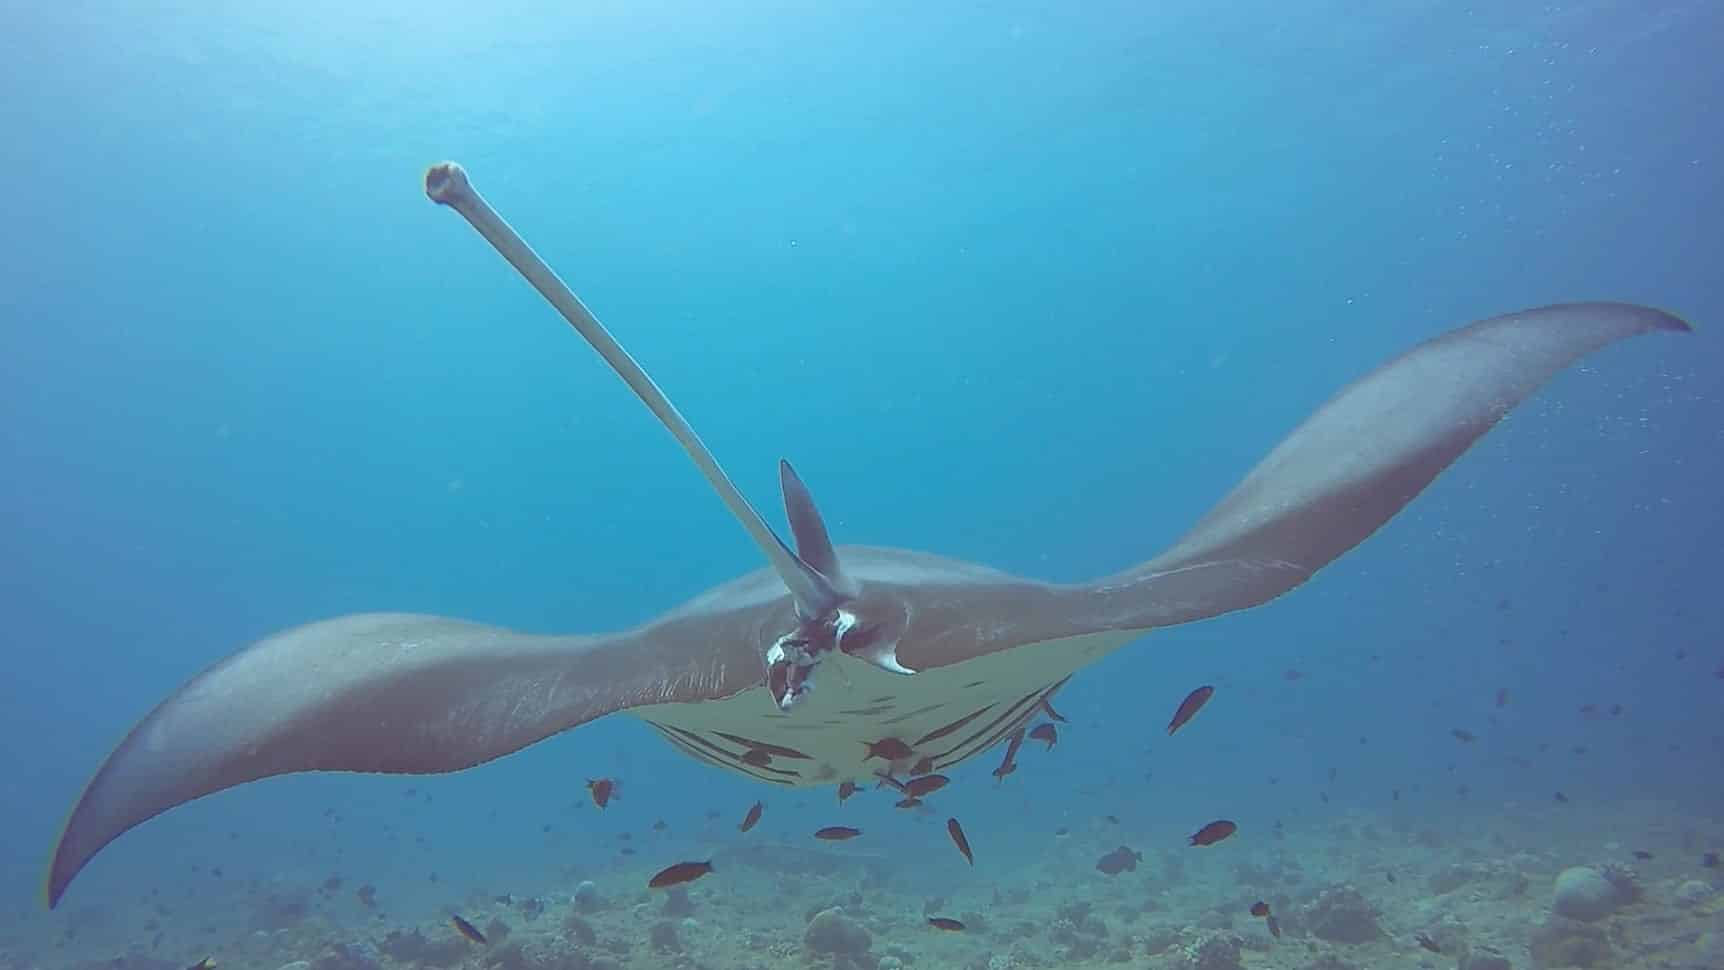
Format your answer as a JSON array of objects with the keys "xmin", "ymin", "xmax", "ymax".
[{"xmin": 2, "ymin": 0, "xmax": 1720, "ymax": 965}]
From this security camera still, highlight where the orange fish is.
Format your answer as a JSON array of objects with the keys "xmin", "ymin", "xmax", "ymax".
[
  {"xmin": 1166, "ymin": 685, "xmax": 1215, "ymax": 735},
  {"xmin": 450, "ymin": 914, "xmax": 487, "ymax": 944},
  {"xmin": 946, "ymin": 817, "xmax": 973, "ymax": 865},
  {"xmin": 1188, "ymin": 820, "xmax": 1236, "ymax": 846},
  {"xmin": 864, "ymin": 738, "xmax": 913, "ymax": 761},
  {"xmin": 815, "ymin": 826, "xmax": 861, "ymax": 841},
  {"xmin": 586, "ymin": 778, "xmax": 616, "ymax": 809},
  {"xmin": 738, "ymin": 801, "xmax": 762, "ymax": 833},
  {"xmin": 904, "ymin": 774, "xmax": 949, "ymax": 798},
  {"xmin": 1028, "ymin": 723, "xmax": 1058, "ymax": 750},
  {"xmin": 1249, "ymin": 901, "xmax": 1270, "ymax": 917},
  {"xmin": 647, "ymin": 860, "xmax": 713, "ymax": 889},
  {"xmin": 837, "ymin": 780, "xmax": 858, "ymax": 803},
  {"xmin": 927, "ymin": 916, "xmax": 965, "ymax": 931}
]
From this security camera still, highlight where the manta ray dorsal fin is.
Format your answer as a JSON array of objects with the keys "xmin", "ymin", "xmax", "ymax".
[
  {"xmin": 425, "ymin": 162, "xmax": 840, "ymax": 618},
  {"xmin": 779, "ymin": 460, "xmax": 858, "ymax": 597}
]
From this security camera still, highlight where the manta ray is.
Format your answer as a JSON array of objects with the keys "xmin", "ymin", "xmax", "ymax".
[{"xmin": 43, "ymin": 161, "xmax": 1690, "ymax": 908}]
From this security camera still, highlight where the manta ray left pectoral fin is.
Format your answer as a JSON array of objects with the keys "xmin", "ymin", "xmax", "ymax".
[{"xmin": 1074, "ymin": 301, "xmax": 1692, "ymax": 631}]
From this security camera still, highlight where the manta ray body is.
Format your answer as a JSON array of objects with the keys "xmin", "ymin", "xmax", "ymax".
[{"xmin": 42, "ymin": 161, "xmax": 1691, "ymax": 908}]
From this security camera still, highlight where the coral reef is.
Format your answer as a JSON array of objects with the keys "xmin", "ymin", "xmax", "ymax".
[
  {"xmin": 1300, "ymin": 885, "xmax": 1383, "ymax": 943},
  {"xmin": 1529, "ymin": 914, "xmax": 1612, "ymax": 968},
  {"xmin": 805, "ymin": 907, "xmax": 871, "ymax": 958},
  {"xmin": 1552, "ymin": 865, "xmax": 1636, "ymax": 922},
  {"xmin": 1169, "ymin": 930, "xmax": 1243, "ymax": 970},
  {"xmin": 572, "ymin": 880, "xmax": 604, "ymax": 913}
]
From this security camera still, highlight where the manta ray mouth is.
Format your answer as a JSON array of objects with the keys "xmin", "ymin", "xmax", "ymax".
[{"xmin": 634, "ymin": 629, "xmax": 1131, "ymax": 787}]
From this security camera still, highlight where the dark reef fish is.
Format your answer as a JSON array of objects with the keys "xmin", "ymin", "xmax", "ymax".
[
  {"xmin": 837, "ymin": 781, "xmax": 858, "ymax": 803},
  {"xmin": 904, "ymin": 774, "xmax": 949, "ymax": 798},
  {"xmin": 1095, "ymin": 846, "xmax": 1142, "ymax": 875},
  {"xmin": 1028, "ymin": 723, "xmax": 1058, "ymax": 750},
  {"xmin": 648, "ymin": 860, "xmax": 713, "ymax": 889},
  {"xmin": 946, "ymin": 817, "xmax": 973, "ymax": 865},
  {"xmin": 450, "ymin": 914, "xmax": 487, "ymax": 944},
  {"xmin": 928, "ymin": 916, "xmax": 964, "ymax": 931},
  {"xmin": 738, "ymin": 801, "xmax": 762, "ymax": 833},
  {"xmin": 1189, "ymin": 820, "xmax": 1236, "ymax": 846},
  {"xmin": 1166, "ymin": 685, "xmax": 1215, "ymax": 735},
  {"xmin": 37, "ymin": 160, "xmax": 1694, "ymax": 912},
  {"xmin": 815, "ymin": 826, "xmax": 861, "ymax": 841},
  {"xmin": 864, "ymin": 738, "xmax": 913, "ymax": 762},
  {"xmin": 586, "ymin": 778, "xmax": 616, "ymax": 809}
]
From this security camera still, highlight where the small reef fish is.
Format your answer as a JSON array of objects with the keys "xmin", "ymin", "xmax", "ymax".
[
  {"xmin": 1283, "ymin": 669, "xmax": 1305, "ymax": 681},
  {"xmin": 1450, "ymin": 728, "xmax": 1476, "ymax": 743},
  {"xmin": 837, "ymin": 781, "xmax": 858, "ymax": 802},
  {"xmin": 651, "ymin": 819, "xmax": 668, "ymax": 832},
  {"xmin": 947, "ymin": 817, "xmax": 973, "ymax": 865},
  {"xmin": 1554, "ymin": 792, "xmax": 1570, "ymax": 803},
  {"xmin": 864, "ymin": 738, "xmax": 913, "ymax": 761},
  {"xmin": 875, "ymin": 773, "xmax": 909, "ymax": 794},
  {"xmin": 1632, "ymin": 850, "xmax": 1653, "ymax": 860},
  {"xmin": 1266, "ymin": 914, "xmax": 1281, "ymax": 938},
  {"xmin": 1095, "ymin": 846, "xmax": 1143, "ymax": 875},
  {"xmin": 1249, "ymin": 901, "xmax": 1270, "ymax": 917},
  {"xmin": 738, "ymin": 801, "xmax": 762, "ymax": 833},
  {"xmin": 1495, "ymin": 687, "xmax": 1510, "ymax": 707},
  {"xmin": 993, "ymin": 728, "xmax": 1026, "ymax": 781},
  {"xmin": 450, "ymin": 914, "xmax": 487, "ymax": 944},
  {"xmin": 1701, "ymin": 851, "xmax": 1719, "ymax": 868},
  {"xmin": 1189, "ymin": 820, "xmax": 1237, "ymax": 846},
  {"xmin": 648, "ymin": 860, "xmax": 713, "ymax": 889},
  {"xmin": 586, "ymin": 778, "xmax": 616, "ymax": 809},
  {"xmin": 927, "ymin": 917, "xmax": 965, "ymax": 931},
  {"xmin": 815, "ymin": 826, "xmax": 862, "ymax": 841},
  {"xmin": 1040, "ymin": 697, "xmax": 1068, "ymax": 722},
  {"xmin": 186, "ymin": 960, "xmax": 216, "ymax": 970},
  {"xmin": 904, "ymin": 774, "xmax": 950, "ymax": 798},
  {"xmin": 1029, "ymin": 723, "xmax": 1058, "ymax": 750},
  {"xmin": 1166, "ymin": 686, "xmax": 1215, "ymax": 735},
  {"xmin": 1415, "ymin": 932, "xmax": 1442, "ymax": 954}
]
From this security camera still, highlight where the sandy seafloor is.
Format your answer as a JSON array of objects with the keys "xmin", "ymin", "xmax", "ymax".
[{"xmin": 9, "ymin": 799, "xmax": 1722, "ymax": 970}]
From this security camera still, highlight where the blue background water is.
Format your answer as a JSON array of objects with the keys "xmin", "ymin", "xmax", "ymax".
[{"xmin": 2, "ymin": 0, "xmax": 1719, "ymax": 927}]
